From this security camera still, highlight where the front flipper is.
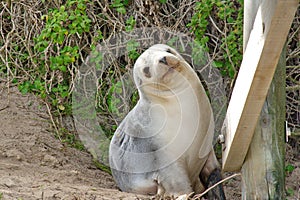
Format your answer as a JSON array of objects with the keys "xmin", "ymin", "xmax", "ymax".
[
  {"xmin": 205, "ymin": 168, "xmax": 226, "ymax": 200},
  {"xmin": 200, "ymin": 150, "xmax": 226, "ymax": 200}
]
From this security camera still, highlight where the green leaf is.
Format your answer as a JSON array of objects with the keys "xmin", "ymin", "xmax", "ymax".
[
  {"xmin": 116, "ymin": 7, "xmax": 126, "ymax": 14},
  {"xmin": 77, "ymin": 3, "xmax": 85, "ymax": 10},
  {"xmin": 286, "ymin": 188, "xmax": 294, "ymax": 196},
  {"xmin": 57, "ymin": 34, "xmax": 65, "ymax": 44},
  {"xmin": 18, "ymin": 81, "xmax": 32, "ymax": 95},
  {"xmin": 125, "ymin": 16, "xmax": 136, "ymax": 32},
  {"xmin": 61, "ymin": 91, "xmax": 69, "ymax": 98},
  {"xmin": 52, "ymin": 87, "xmax": 58, "ymax": 92},
  {"xmin": 227, "ymin": 17, "xmax": 234, "ymax": 23},
  {"xmin": 228, "ymin": 66, "xmax": 235, "ymax": 78},
  {"xmin": 59, "ymin": 65, "xmax": 67, "ymax": 72},
  {"xmin": 126, "ymin": 40, "xmax": 140, "ymax": 51},
  {"xmin": 112, "ymin": 3, "xmax": 123, "ymax": 8},
  {"xmin": 69, "ymin": 14, "xmax": 76, "ymax": 20},
  {"xmin": 213, "ymin": 61, "xmax": 223, "ymax": 68},
  {"xmin": 285, "ymin": 164, "xmax": 295, "ymax": 173},
  {"xmin": 60, "ymin": 6, "xmax": 65, "ymax": 12},
  {"xmin": 56, "ymin": 56, "xmax": 64, "ymax": 65}
]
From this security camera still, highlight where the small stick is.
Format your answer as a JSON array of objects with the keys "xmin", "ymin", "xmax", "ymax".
[
  {"xmin": 0, "ymin": 105, "xmax": 9, "ymax": 112},
  {"xmin": 193, "ymin": 173, "xmax": 242, "ymax": 199},
  {"xmin": 45, "ymin": 101, "xmax": 60, "ymax": 140}
]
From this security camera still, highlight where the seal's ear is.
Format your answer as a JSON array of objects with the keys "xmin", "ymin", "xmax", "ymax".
[
  {"xmin": 137, "ymin": 77, "xmax": 143, "ymax": 86},
  {"xmin": 166, "ymin": 48, "xmax": 180, "ymax": 58},
  {"xmin": 164, "ymin": 47, "xmax": 185, "ymax": 62},
  {"xmin": 166, "ymin": 49, "xmax": 174, "ymax": 55},
  {"xmin": 133, "ymin": 69, "xmax": 143, "ymax": 86}
]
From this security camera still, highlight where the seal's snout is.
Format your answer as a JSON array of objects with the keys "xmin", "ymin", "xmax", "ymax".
[{"xmin": 159, "ymin": 57, "xmax": 168, "ymax": 65}]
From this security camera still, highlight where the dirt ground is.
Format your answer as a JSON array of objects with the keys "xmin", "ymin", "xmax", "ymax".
[{"xmin": 0, "ymin": 84, "xmax": 299, "ymax": 200}]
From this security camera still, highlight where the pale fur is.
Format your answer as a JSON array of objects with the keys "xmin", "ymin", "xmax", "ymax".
[{"xmin": 109, "ymin": 44, "xmax": 219, "ymax": 197}]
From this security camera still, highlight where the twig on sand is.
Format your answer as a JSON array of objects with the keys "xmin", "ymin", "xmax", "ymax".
[{"xmin": 193, "ymin": 173, "xmax": 242, "ymax": 199}]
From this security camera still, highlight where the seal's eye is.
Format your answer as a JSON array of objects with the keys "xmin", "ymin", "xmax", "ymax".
[{"xmin": 143, "ymin": 67, "xmax": 151, "ymax": 78}]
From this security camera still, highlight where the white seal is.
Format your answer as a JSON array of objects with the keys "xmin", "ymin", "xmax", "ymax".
[{"xmin": 109, "ymin": 44, "xmax": 225, "ymax": 198}]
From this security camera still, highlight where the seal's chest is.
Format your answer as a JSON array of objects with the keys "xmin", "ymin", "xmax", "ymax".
[{"xmin": 147, "ymin": 104, "xmax": 200, "ymax": 143}]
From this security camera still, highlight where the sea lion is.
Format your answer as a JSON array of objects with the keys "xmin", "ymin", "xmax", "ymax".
[{"xmin": 109, "ymin": 44, "xmax": 225, "ymax": 199}]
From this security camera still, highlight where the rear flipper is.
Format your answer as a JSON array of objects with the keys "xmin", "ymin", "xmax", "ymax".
[
  {"xmin": 200, "ymin": 150, "xmax": 226, "ymax": 200},
  {"xmin": 205, "ymin": 168, "xmax": 226, "ymax": 200}
]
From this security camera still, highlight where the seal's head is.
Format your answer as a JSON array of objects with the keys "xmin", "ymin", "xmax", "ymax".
[{"xmin": 133, "ymin": 44, "xmax": 195, "ymax": 97}]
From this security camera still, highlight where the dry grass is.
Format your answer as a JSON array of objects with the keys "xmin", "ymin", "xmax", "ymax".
[
  {"xmin": 286, "ymin": 6, "xmax": 300, "ymax": 136},
  {"xmin": 1, "ymin": 0, "xmax": 298, "ymax": 139}
]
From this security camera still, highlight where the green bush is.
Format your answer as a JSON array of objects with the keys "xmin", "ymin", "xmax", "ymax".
[
  {"xmin": 19, "ymin": 0, "xmax": 92, "ymax": 115},
  {"xmin": 188, "ymin": 0, "xmax": 243, "ymax": 78}
]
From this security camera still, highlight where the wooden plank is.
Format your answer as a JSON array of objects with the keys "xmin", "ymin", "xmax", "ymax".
[
  {"xmin": 243, "ymin": 0, "xmax": 261, "ymax": 52},
  {"xmin": 222, "ymin": 0, "xmax": 298, "ymax": 172}
]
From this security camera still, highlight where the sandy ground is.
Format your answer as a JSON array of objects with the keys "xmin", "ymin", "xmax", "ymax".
[
  {"xmin": 0, "ymin": 84, "xmax": 148, "ymax": 200},
  {"xmin": 0, "ymin": 84, "xmax": 299, "ymax": 200}
]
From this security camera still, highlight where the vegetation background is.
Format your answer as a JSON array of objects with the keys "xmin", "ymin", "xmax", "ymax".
[{"xmin": 0, "ymin": 0, "xmax": 299, "ymax": 199}]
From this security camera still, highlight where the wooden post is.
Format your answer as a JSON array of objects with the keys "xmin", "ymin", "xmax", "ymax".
[
  {"xmin": 241, "ymin": 47, "xmax": 286, "ymax": 199},
  {"xmin": 239, "ymin": 0, "xmax": 288, "ymax": 199},
  {"xmin": 221, "ymin": 0, "xmax": 297, "ymax": 171}
]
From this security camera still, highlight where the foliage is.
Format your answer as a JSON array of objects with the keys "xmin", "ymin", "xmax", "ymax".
[
  {"xmin": 286, "ymin": 187, "xmax": 295, "ymax": 197},
  {"xmin": 0, "ymin": 0, "xmax": 245, "ymax": 143},
  {"xmin": 285, "ymin": 163, "xmax": 296, "ymax": 197},
  {"xmin": 18, "ymin": 0, "xmax": 92, "ymax": 116},
  {"xmin": 56, "ymin": 128, "xmax": 85, "ymax": 151},
  {"xmin": 188, "ymin": 0, "xmax": 214, "ymax": 51},
  {"xmin": 188, "ymin": 0, "xmax": 244, "ymax": 78},
  {"xmin": 126, "ymin": 39, "xmax": 140, "ymax": 60},
  {"xmin": 125, "ymin": 16, "xmax": 136, "ymax": 32},
  {"xmin": 111, "ymin": 0, "xmax": 129, "ymax": 14},
  {"xmin": 285, "ymin": 163, "xmax": 295, "ymax": 174},
  {"xmin": 93, "ymin": 159, "xmax": 112, "ymax": 175}
]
